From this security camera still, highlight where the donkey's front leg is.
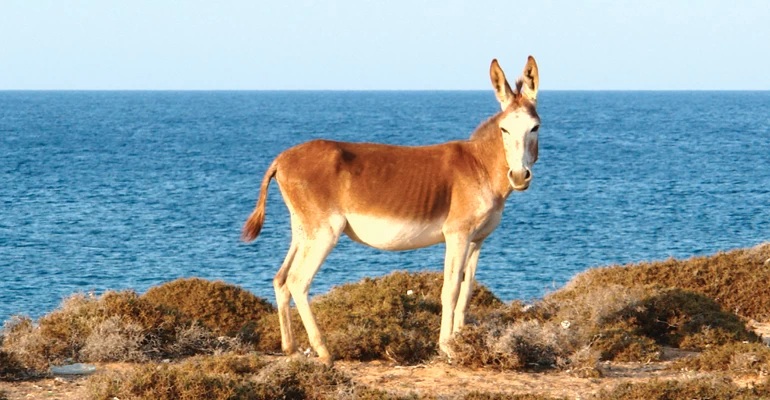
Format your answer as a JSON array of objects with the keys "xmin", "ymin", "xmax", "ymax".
[
  {"xmin": 438, "ymin": 233, "xmax": 472, "ymax": 356},
  {"xmin": 453, "ymin": 240, "xmax": 483, "ymax": 333}
]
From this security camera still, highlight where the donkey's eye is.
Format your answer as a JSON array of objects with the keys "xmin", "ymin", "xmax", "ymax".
[
  {"xmin": 531, "ymin": 125, "xmax": 540, "ymax": 133},
  {"xmin": 501, "ymin": 127, "xmax": 509, "ymax": 134}
]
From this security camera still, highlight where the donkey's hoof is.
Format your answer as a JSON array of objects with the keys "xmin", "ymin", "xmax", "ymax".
[
  {"xmin": 317, "ymin": 354, "xmax": 334, "ymax": 367},
  {"xmin": 282, "ymin": 348, "xmax": 300, "ymax": 357},
  {"xmin": 438, "ymin": 343, "xmax": 456, "ymax": 361}
]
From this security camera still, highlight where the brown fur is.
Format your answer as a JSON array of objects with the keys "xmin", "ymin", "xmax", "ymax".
[{"xmin": 242, "ymin": 161, "xmax": 277, "ymax": 242}]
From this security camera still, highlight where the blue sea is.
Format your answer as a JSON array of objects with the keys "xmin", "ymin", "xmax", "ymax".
[{"xmin": 1, "ymin": 91, "xmax": 769, "ymax": 323}]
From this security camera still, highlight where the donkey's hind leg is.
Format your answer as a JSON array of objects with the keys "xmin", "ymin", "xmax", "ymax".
[
  {"xmin": 273, "ymin": 240, "xmax": 298, "ymax": 356},
  {"xmin": 286, "ymin": 219, "xmax": 345, "ymax": 365}
]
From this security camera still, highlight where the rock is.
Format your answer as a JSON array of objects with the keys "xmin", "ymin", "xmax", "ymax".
[{"xmin": 50, "ymin": 363, "xmax": 96, "ymax": 375}]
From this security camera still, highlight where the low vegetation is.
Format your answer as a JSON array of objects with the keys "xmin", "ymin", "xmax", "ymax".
[
  {"xmin": 258, "ymin": 271, "xmax": 502, "ymax": 364},
  {"xmin": 448, "ymin": 284, "xmax": 756, "ymax": 372},
  {"xmin": 0, "ymin": 280, "xmax": 274, "ymax": 371},
  {"xmin": 88, "ymin": 354, "xmax": 418, "ymax": 400},
  {"xmin": 595, "ymin": 377, "xmax": 770, "ymax": 399},
  {"xmin": 555, "ymin": 243, "xmax": 770, "ymax": 321},
  {"xmin": 672, "ymin": 341, "xmax": 770, "ymax": 375},
  {"xmin": 1, "ymin": 243, "xmax": 768, "ymax": 399},
  {"xmin": 444, "ymin": 243, "xmax": 769, "ymax": 373},
  {"xmin": 141, "ymin": 277, "xmax": 275, "ymax": 342},
  {"xmin": 0, "ymin": 347, "xmax": 29, "ymax": 382}
]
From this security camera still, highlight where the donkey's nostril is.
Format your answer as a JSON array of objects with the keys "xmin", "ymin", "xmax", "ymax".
[{"xmin": 524, "ymin": 169, "xmax": 532, "ymax": 180}]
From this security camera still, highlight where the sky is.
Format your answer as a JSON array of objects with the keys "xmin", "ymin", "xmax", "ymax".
[{"xmin": 1, "ymin": 1, "xmax": 769, "ymax": 90}]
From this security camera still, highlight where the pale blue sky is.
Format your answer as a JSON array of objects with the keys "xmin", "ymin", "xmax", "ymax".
[{"xmin": 1, "ymin": 1, "xmax": 769, "ymax": 90}]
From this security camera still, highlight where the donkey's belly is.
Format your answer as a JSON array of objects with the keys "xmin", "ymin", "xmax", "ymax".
[{"xmin": 344, "ymin": 214, "xmax": 445, "ymax": 251}]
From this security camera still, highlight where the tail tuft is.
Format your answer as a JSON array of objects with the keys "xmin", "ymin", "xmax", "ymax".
[
  {"xmin": 241, "ymin": 160, "xmax": 277, "ymax": 243},
  {"xmin": 241, "ymin": 208, "xmax": 265, "ymax": 242}
]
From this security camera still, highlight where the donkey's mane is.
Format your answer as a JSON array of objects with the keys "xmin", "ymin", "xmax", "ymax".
[{"xmin": 469, "ymin": 113, "xmax": 503, "ymax": 141}]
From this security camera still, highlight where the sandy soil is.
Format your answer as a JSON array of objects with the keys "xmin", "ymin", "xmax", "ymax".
[{"xmin": 3, "ymin": 323, "xmax": 768, "ymax": 400}]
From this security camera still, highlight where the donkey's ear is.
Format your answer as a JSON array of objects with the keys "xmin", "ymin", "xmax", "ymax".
[
  {"xmin": 490, "ymin": 59, "xmax": 515, "ymax": 110},
  {"xmin": 520, "ymin": 56, "xmax": 539, "ymax": 105}
]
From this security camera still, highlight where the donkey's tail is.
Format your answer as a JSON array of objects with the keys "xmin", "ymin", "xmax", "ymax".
[{"xmin": 241, "ymin": 160, "xmax": 278, "ymax": 242}]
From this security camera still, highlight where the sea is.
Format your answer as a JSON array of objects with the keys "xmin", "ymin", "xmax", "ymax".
[{"xmin": 1, "ymin": 91, "xmax": 769, "ymax": 323}]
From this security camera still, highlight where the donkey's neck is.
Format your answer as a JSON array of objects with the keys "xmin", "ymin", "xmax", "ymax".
[{"xmin": 467, "ymin": 114, "xmax": 513, "ymax": 199}]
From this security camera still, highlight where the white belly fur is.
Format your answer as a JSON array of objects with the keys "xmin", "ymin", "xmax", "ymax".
[{"xmin": 344, "ymin": 214, "xmax": 445, "ymax": 251}]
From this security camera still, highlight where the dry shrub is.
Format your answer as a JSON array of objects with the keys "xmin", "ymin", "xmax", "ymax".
[
  {"xmin": 252, "ymin": 357, "xmax": 356, "ymax": 399},
  {"xmin": 190, "ymin": 352, "xmax": 266, "ymax": 374},
  {"xmin": 558, "ymin": 243, "xmax": 770, "ymax": 321},
  {"xmin": 548, "ymin": 284, "xmax": 755, "ymax": 354},
  {"xmin": 88, "ymin": 354, "xmax": 265, "ymax": 400},
  {"xmin": 260, "ymin": 271, "xmax": 503, "ymax": 364},
  {"xmin": 2, "ymin": 290, "xmax": 242, "ymax": 370},
  {"xmin": 565, "ymin": 345, "xmax": 603, "ymax": 378},
  {"xmin": 588, "ymin": 327, "xmax": 660, "ymax": 362},
  {"xmin": 673, "ymin": 342, "xmax": 770, "ymax": 376},
  {"xmin": 168, "ymin": 323, "xmax": 243, "ymax": 357},
  {"xmin": 450, "ymin": 324, "xmax": 521, "ymax": 369},
  {"xmin": 451, "ymin": 317, "xmax": 583, "ymax": 371},
  {"xmin": 142, "ymin": 277, "xmax": 275, "ymax": 341},
  {"xmin": 451, "ymin": 280, "xmax": 757, "ymax": 371},
  {"xmin": 615, "ymin": 288, "xmax": 756, "ymax": 349},
  {"xmin": 451, "ymin": 285, "xmax": 656, "ymax": 370},
  {"xmin": 595, "ymin": 377, "xmax": 770, "ymax": 400},
  {"xmin": 0, "ymin": 347, "xmax": 30, "ymax": 381},
  {"xmin": 34, "ymin": 291, "xmax": 183, "ymax": 363},
  {"xmin": 79, "ymin": 316, "xmax": 147, "ymax": 362},
  {"xmin": 543, "ymin": 284, "xmax": 662, "ymax": 362},
  {"xmin": 2, "ymin": 316, "xmax": 50, "ymax": 372},
  {"xmin": 88, "ymin": 355, "xmax": 419, "ymax": 400}
]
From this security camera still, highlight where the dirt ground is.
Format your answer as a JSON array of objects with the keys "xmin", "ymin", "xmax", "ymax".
[{"xmin": 3, "ymin": 322, "xmax": 768, "ymax": 400}]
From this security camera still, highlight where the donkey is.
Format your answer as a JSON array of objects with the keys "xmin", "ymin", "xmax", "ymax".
[{"xmin": 242, "ymin": 56, "xmax": 540, "ymax": 365}]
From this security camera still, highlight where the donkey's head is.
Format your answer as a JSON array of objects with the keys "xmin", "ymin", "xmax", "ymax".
[{"xmin": 489, "ymin": 56, "xmax": 540, "ymax": 191}]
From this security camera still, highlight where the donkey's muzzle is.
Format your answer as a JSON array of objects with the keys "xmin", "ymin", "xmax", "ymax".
[{"xmin": 508, "ymin": 168, "xmax": 532, "ymax": 191}]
